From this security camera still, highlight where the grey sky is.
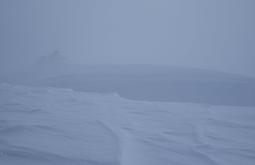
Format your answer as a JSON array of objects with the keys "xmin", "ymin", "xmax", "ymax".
[{"xmin": 0, "ymin": 0, "xmax": 254, "ymax": 76}]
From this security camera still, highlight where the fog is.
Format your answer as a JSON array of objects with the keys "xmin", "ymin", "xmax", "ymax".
[
  {"xmin": 1, "ymin": 1, "xmax": 255, "ymax": 165},
  {"xmin": 0, "ymin": 0, "xmax": 255, "ymax": 76}
]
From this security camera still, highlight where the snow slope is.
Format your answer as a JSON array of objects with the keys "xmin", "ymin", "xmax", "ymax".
[
  {"xmin": 0, "ymin": 84, "xmax": 255, "ymax": 165},
  {"xmin": 2, "ymin": 65, "xmax": 255, "ymax": 106},
  {"xmin": 37, "ymin": 65, "xmax": 255, "ymax": 106}
]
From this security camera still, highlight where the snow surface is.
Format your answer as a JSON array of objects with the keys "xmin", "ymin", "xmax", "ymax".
[{"xmin": 0, "ymin": 83, "xmax": 255, "ymax": 165}]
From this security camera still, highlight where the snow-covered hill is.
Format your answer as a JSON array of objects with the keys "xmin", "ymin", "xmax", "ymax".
[
  {"xmin": 1, "ymin": 84, "xmax": 255, "ymax": 165},
  {"xmin": 2, "ymin": 63, "xmax": 255, "ymax": 106},
  {"xmin": 39, "ymin": 65, "xmax": 255, "ymax": 106}
]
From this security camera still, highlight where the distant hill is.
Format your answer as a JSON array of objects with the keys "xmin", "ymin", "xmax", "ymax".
[
  {"xmin": 37, "ymin": 65, "xmax": 255, "ymax": 106},
  {"xmin": 15, "ymin": 51, "xmax": 78, "ymax": 81},
  {"xmin": 36, "ymin": 51, "xmax": 69, "ymax": 67},
  {"xmin": 2, "ymin": 55, "xmax": 255, "ymax": 106}
]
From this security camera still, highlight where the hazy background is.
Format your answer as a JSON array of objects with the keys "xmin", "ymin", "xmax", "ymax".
[{"xmin": 0, "ymin": 0, "xmax": 254, "ymax": 76}]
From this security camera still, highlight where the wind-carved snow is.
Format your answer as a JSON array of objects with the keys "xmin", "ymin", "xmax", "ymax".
[{"xmin": 0, "ymin": 84, "xmax": 255, "ymax": 165}]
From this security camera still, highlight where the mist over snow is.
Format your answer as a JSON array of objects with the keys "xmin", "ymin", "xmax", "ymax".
[
  {"xmin": 0, "ymin": 0, "xmax": 255, "ymax": 165},
  {"xmin": 0, "ymin": 0, "xmax": 255, "ymax": 76}
]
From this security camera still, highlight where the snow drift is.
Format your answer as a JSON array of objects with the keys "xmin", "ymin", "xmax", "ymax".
[{"xmin": 1, "ymin": 84, "xmax": 255, "ymax": 165}]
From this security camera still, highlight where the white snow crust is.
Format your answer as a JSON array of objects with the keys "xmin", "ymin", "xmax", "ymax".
[{"xmin": 0, "ymin": 84, "xmax": 255, "ymax": 165}]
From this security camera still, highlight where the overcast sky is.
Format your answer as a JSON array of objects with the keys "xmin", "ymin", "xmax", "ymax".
[{"xmin": 0, "ymin": 0, "xmax": 254, "ymax": 76}]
